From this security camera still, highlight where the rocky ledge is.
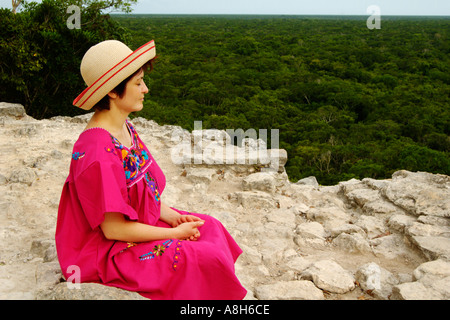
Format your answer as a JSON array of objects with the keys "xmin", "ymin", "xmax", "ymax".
[{"xmin": 0, "ymin": 102, "xmax": 449, "ymax": 300}]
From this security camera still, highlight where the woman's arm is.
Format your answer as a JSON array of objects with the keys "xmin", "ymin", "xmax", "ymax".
[
  {"xmin": 159, "ymin": 202, "xmax": 182, "ymax": 227},
  {"xmin": 100, "ymin": 212, "xmax": 203, "ymax": 242},
  {"xmin": 159, "ymin": 201, "xmax": 204, "ymax": 227}
]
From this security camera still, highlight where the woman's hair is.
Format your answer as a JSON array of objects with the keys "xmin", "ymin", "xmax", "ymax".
[{"xmin": 93, "ymin": 58, "xmax": 156, "ymax": 111}]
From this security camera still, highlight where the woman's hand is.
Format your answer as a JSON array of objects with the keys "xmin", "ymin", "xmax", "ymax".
[
  {"xmin": 159, "ymin": 202, "xmax": 205, "ymax": 240},
  {"xmin": 176, "ymin": 214, "xmax": 204, "ymax": 226},
  {"xmin": 173, "ymin": 221, "xmax": 204, "ymax": 241},
  {"xmin": 175, "ymin": 215, "xmax": 205, "ymax": 240}
]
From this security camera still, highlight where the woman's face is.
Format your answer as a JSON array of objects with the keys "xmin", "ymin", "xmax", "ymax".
[{"xmin": 112, "ymin": 69, "xmax": 149, "ymax": 113}]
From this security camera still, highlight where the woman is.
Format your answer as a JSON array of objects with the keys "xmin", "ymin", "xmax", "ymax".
[{"xmin": 55, "ymin": 39, "xmax": 247, "ymax": 300}]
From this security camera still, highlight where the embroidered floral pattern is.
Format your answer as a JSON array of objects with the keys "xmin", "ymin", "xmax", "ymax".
[
  {"xmin": 172, "ymin": 240, "xmax": 183, "ymax": 271},
  {"xmin": 153, "ymin": 244, "xmax": 165, "ymax": 256},
  {"xmin": 107, "ymin": 121, "xmax": 160, "ymax": 203},
  {"xmin": 104, "ymin": 146, "xmax": 115, "ymax": 154},
  {"xmin": 119, "ymin": 242, "xmax": 138, "ymax": 254},
  {"xmin": 145, "ymin": 172, "xmax": 161, "ymax": 202},
  {"xmin": 139, "ymin": 239, "xmax": 173, "ymax": 261},
  {"xmin": 127, "ymin": 242, "xmax": 137, "ymax": 248},
  {"xmin": 72, "ymin": 152, "xmax": 85, "ymax": 160}
]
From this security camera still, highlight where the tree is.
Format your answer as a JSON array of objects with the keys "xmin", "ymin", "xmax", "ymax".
[
  {"xmin": 0, "ymin": 0, "xmax": 136, "ymax": 119},
  {"xmin": 12, "ymin": 0, "xmax": 23, "ymax": 14}
]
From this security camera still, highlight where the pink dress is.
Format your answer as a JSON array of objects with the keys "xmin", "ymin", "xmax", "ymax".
[{"xmin": 55, "ymin": 120, "xmax": 247, "ymax": 300}]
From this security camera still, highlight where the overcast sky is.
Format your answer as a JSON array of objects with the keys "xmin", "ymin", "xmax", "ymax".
[
  {"xmin": 1, "ymin": 0, "xmax": 449, "ymax": 15},
  {"xmin": 129, "ymin": 0, "xmax": 450, "ymax": 15}
]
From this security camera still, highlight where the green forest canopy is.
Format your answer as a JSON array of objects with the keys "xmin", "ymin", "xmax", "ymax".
[{"xmin": 115, "ymin": 15, "xmax": 449, "ymax": 185}]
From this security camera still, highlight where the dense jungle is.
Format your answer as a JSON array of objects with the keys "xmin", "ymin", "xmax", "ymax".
[{"xmin": 116, "ymin": 14, "xmax": 450, "ymax": 185}]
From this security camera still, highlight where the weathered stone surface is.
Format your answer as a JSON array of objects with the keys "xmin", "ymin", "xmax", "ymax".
[
  {"xmin": 355, "ymin": 262, "xmax": 399, "ymax": 300},
  {"xmin": 388, "ymin": 214, "xmax": 417, "ymax": 233},
  {"xmin": 186, "ymin": 167, "xmax": 217, "ymax": 184},
  {"xmin": 413, "ymin": 259, "xmax": 450, "ymax": 280},
  {"xmin": 254, "ymin": 281, "xmax": 324, "ymax": 300},
  {"xmin": 296, "ymin": 222, "xmax": 326, "ymax": 240},
  {"xmin": 233, "ymin": 191, "xmax": 279, "ymax": 209},
  {"xmin": 411, "ymin": 236, "xmax": 450, "ymax": 260},
  {"xmin": 8, "ymin": 167, "xmax": 36, "ymax": 186},
  {"xmin": 332, "ymin": 233, "xmax": 372, "ymax": 254},
  {"xmin": 301, "ymin": 260, "xmax": 355, "ymax": 294},
  {"xmin": 391, "ymin": 282, "xmax": 443, "ymax": 300},
  {"xmin": 389, "ymin": 259, "xmax": 450, "ymax": 300},
  {"xmin": 1, "ymin": 105, "xmax": 448, "ymax": 300},
  {"xmin": 294, "ymin": 222, "xmax": 327, "ymax": 248},
  {"xmin": 0, "ymin": 102, "xmax": 26, "ymax": 118},
  {"xmin": 243, "ymin": 172, "xmax": 277, "ymax": 193},
  {"xmin": 382, "ymin": 170, "xmax": 450, "ymax": 218},
  {"xmin": 295, "ymin": 176, "xmax": 319, "ymax": 187},
  {"xmin": 36, "ymin": 282, "xmax": 148, "ymax": 300}
]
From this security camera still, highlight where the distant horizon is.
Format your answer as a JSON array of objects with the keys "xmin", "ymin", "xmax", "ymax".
[
  {"xmin": 1, "ymin": 0, "xmax": 449, "ymax": 16},
  {"xmin": 111, "ymin": 12, "xmax": 450, "ymax": 17},
  {"xmin": 126, "ymin": 0, "xmax": 450, "ymax": 16}
]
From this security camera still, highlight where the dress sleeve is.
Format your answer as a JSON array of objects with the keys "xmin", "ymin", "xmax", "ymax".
[{"xmin": 74, "ymin": 160, "xmax": 138, "ymax": 230}]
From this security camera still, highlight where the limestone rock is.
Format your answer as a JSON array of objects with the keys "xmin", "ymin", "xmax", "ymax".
[
  {"xmin": 355, "ymin": 215, "xmax": 388, "ymax": 239},
  {"xmin": 391, "ymin": 281, "xmax": 443, "ymax": 300},
  {"xmin": 329, "ymin": 223, "xmax": 365, "ymax": 238},
  {"xmin": 243, "ymin": 172, "xmax": 276, "ymax": 193},
  {"xmin": 295, "ymin": 176, "xmax": 319, "ymax": 187},
  {"xmin": 285, "ymin": 256, "xmax": 312, "ymax": 273},
  {"xmin": 8, "ymin": 167, "xmax": 36, "ymax": 186},
  {"xmin": 36, "ymin": 282, "xmax": 148, "ymax": 300},
  {"xmin": 186, "ymin": 168, "xmax": 217, "ymax": 184},
  {"xmin": 294, "ymin": 221, "xmax": 327, "ymax": 248},
  {"xmin": 370, "ymin": 234, "xmax": 412, "ymax": 260},
  {"xmin": 305, "ymin": 206, "xmax": 350, "ymax": 230},
  {"xmin": 345, "ymin": 187, "xmax": 380, "ymax": 208},
  {"xmin": 413, "ymin": 259, "xmax": 450, "ymax": 280},
  {"xmin": 356, "ymin": 263, "xmax": 382, "ymax": 291},
  {"xmin": 30, "ymin": 239, "xmax": 57, "ymax": 262},
  {"xmin": 406, "ymin": 222, "xmax": 450, "ymax": 238},
  {"xmin": 233, "ymin": 191, "xmax": 279, "ymax": 209},
  {"xmin": 390, "ymin": 260, "xmax": 450, "ymax": 300},
  {"xmin": 388, "ymin": 214, "xmax": 417, "ymax": 233},
  {"xmin": 239, "ymin": 244, "xmax": 262, "ymax": 265},
  {"xmin": 301, "ymin": 260, "xmax": 355, "ymax": 294},
  {"xmin": 355, "ymin": 262, "xmax": 399, "ymax": 300},
  {"xmin": 296, "ymin": 221, "xmax": 326, "ymax": 240},
  {"xmin": 411, "ymin": 236, "xmax": 450, "ymax": 261},
  {"xmin": 254, "ymin": 280, "xmax": 324, "ymax": 300},
  {"xmin": 382, "ymin": 170, "xmax": 450, "ymax": 218},
  {"xmin": 332, "ymin": 233, "xmax": 372, "ymax": 254},
  {"xmin": 0, "ymin": 102, "xmax": 26, "ymax": 118}
]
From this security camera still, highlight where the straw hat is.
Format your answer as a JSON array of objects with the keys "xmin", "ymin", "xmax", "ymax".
[{"xmin": 73, "ymin": 39, "xmax": 156, "ymax": 110}]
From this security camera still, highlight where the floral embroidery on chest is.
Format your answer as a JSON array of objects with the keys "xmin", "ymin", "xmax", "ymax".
[
  {"xmin": 108, "ymin": 122, "xmax": 161, "ymax": 203},
  {"xmin": 144, "ymin": 172, "xmax": 161, "ymax": 202}
]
